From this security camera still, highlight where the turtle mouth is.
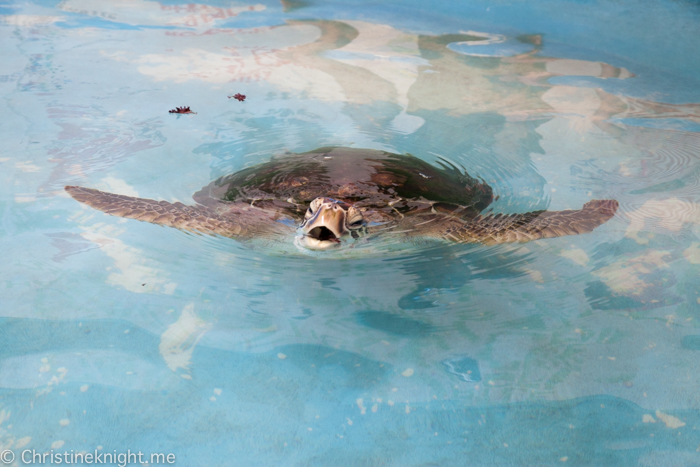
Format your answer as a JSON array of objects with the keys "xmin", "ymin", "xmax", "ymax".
[{"xmin": 307, "ymin": 226, "xmax": 341, "ymax": 243}]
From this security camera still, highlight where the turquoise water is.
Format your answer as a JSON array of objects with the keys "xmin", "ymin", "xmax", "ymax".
[{"xmin": 2, "ymin": 0, "xmax": 700, "ymax": 465}]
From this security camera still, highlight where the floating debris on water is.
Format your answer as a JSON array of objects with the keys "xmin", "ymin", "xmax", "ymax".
[{"xmin": 169, "ymin": 106, "xmax": 196, "ymax": 114}]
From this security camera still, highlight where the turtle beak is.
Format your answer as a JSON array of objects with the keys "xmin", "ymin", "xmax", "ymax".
[{"xmin": 300, "ymin": 198, "xmax": 348, "ymax": 250}]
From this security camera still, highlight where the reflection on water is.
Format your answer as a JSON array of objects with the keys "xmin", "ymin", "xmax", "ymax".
[{"xmin": 2, "ymin": 0, "xmax": 700, "ymax": 464}]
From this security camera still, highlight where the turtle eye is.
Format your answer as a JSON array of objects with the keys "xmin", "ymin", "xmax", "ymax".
[
  {"xmin": 307, "ymin": 198, "xmax": 324, "ymax": 218},
  {"xmin": 348, "ymin": 215, "xmax": 364, "ymax": 229},
  {"xmin": 347, "ymin": 206, "xmax": 363, "ymax": 228}
]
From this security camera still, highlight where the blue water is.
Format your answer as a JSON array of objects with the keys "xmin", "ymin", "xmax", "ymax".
[{"xmin": 2, "ymin": 0, "xmax": 700, "ymax": 465}]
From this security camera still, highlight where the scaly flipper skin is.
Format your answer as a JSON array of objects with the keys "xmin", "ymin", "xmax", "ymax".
[
  {"xmin": 417, "ymin": 199, "xmax": 619, "ymax": 245},
  {"xmin": 65, "ymin": 186, "xmax": 292, "ymax": 240}
]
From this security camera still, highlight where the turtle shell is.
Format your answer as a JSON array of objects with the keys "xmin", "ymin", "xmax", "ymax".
[{"xmin": 194, "ymin": 147, "xmax": 493, "ymax": 220}]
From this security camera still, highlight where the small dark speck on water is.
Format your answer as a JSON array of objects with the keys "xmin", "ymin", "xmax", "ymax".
[{"xmin": 169, "ymin": 106, "xmax": 196, "ymax": 114}]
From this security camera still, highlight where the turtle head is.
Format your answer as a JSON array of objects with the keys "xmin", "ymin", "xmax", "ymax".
[{"xmin": 298, "ymin": 197, "xmax": 364, "ymax": 250}]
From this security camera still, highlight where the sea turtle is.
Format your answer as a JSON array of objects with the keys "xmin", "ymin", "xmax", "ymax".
[{"xmin": 65, "ymin": 147, "xmax": 618, "ymax": 252}]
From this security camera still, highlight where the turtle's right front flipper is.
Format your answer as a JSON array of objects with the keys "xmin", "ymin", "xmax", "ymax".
[{"xmin": 65, "ymin": 186, "xmax": 290, "ymax": 239}]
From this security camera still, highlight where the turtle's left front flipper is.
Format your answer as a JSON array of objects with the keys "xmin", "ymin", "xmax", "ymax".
[
  {"xmin": 65, "ymin": 186, "xmax": 291, "ymax": 239},
  {"xmin": 434, "ymin": 199, "xmax": 619, "ymax": 245}
]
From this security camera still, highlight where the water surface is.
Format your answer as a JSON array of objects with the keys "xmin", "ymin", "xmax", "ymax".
[{"xmin": 1, "ymin": 0, "xmax": 700, "ymax": 465}]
